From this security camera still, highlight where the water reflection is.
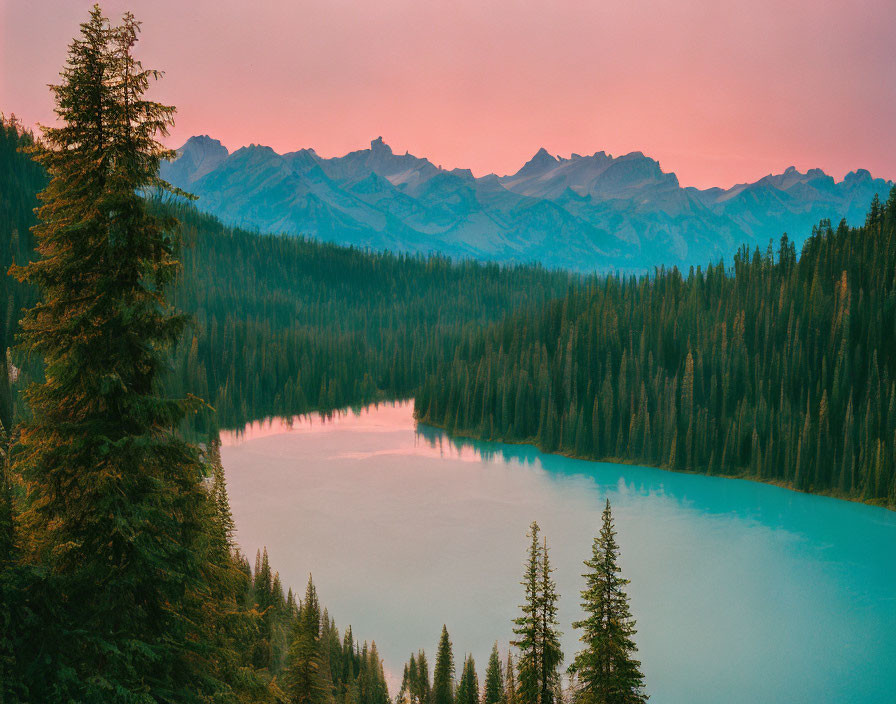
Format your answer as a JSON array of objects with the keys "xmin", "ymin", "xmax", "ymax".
[{"xmin": 219, "ymin": 402, "xmax": 896, "ymax": 704}]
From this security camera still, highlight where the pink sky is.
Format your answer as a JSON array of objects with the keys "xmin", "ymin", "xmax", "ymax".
[{"xmin": 3, "ymin": 0, "xmax": 894, "ymax": 189}]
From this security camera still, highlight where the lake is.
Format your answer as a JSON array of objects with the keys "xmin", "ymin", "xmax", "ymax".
[{"xmin": 220, "ymin": 401, "xmax": 896, "ymax": 704}]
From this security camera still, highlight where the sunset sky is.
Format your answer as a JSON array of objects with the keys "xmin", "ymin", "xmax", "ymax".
[{"xmin": 3, "ymin": 0, "xmax": 895, "ymax": 189}]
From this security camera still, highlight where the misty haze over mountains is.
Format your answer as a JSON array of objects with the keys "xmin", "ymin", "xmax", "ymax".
[{"xmin": 161, "ymin": 135, "xmax": 893, "ymax": 271}]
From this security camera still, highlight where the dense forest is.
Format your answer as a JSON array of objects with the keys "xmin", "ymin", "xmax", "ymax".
[
  {"xmin": 165, "ymin": 205, "xmax": 577, "ymax": 433},
  {"xmin": 416, "ymin": 195, "xmax": 896, "ymax": 506}
]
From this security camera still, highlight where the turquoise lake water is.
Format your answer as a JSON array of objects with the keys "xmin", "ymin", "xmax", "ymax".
[{"xmin": 220, "ymin": 402, "xmax": 896, "ymax": 704}]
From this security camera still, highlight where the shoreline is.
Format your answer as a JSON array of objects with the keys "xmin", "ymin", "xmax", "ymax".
[
  {"xmin": 415, "ymin": 412, "xmax": 896, "ymax": 514},
  {"xmin": 214, "ymin": 397, "xmax": 894, "ymax": 513}
]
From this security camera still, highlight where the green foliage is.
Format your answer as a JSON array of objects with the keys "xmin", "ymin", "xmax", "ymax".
[
  {"xmin": 512, "ymin": 522, "xmax": 563, "ymax": 704},
  {"xmin": 455, "ymin": 656, "xmax": 478, "ymax": 704},
  {"xmin": 569, "ymin": 501, "xmax": 647, "ymax": 704},
  {"xmin": 433, "ymin": 626, "xmax": 456, "ymax": 704},
  {"xmin": 398, "ymin": 650, "xmax": 432, "ymax": 704},
  {"xmin": 539, "ymin": 543, "xmax": 562, "ymax": 704},
  {"xmin": 513, "ymin": 523, "xmax": 542, "ymax": 704},
  {"xmin": 284, "ymin": 577, "xmax": 334, "ymax": 704},
  {"xmin": 482, "ymin": 644, "xmax": 504, "ymax": 704},
  {"xmin": 417, "ymin": 196, "xmax": 896, "ymax": 507},
  {"xmin": 0, "ymin": 10, "xmax": 395, "ymax": 703},
  {"xmin": 157, "ymin": 202, "xmax": 577, "ymax": 435},
  {"xmin": 0, "ymin": 115, "xmax": 43, "ymax": 433},
  {"xmin": 504, "ymin": 652, "xmax": 518, "ymax": 704},
  {"xmin": 7, "ymin": 8, "xmax": 213, "ymax": 701}
]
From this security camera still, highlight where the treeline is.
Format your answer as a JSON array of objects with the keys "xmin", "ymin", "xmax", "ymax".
[
  {"xmin": 164, "ymin": 205, "xmax": 578, "ymax": 433},
  {"xmin": 417, "ymin": 194, "xmax": 896, "ymax": 505}
]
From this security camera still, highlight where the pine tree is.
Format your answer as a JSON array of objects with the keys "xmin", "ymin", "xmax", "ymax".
[
  {"xmin": 399, "ymin": 659, "xmax": 414, "ymax": 704},
  {"xmin": 539, "ymin": 539, "xmax": 563, "ymax": 704},
  {"xmin": 513, "ymin": 522, "xmax": 562, "ymax": 704},
  {"xmin": 285, "ymin": 575, "xmax": 334, "ymax": 704},
  {"xmin": 456, "ymin": 655, "xmax": 479, "ymax": 704},
  {"xmin": 569, "ymin": 500, "xmax": 647, "ymax": 704},
  {"xmin": 0, "ymin": 421, "xmax": 25, "ymax": 704},
  {"xmin": 256, "ymin": 547, "xmax": 275, "ymax": 611},
  {"xmin": 10, "ymin": 7, "xmax": 211, "ymax": 700},
  {"xmin": 194, "ymin": 435, "xmax": 272, "ymax": 698},
  {"xmin": 433, "ymin": 625, "xmax": 456, "ymax": 704},
  {"xmin": 513, "ymin": 522, "xmax": 543, "ymax": 704},
  {"xmin": 483, "ymin": 643, "xmax": 505, "ymax": 704},
  {"xmin": 504, "ymin": 651, "xmax": 518, "ymax": 704},
  {"xmin": 415, "ymin": 650, "xmax": 432, "ymax": 704},
  {"xmin": 366, "ymin": 642, "xmax": 390, "ymax": 704}
]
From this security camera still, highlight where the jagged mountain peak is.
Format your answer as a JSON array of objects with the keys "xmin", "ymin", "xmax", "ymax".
[
  {"xmin": 844, "ymin": 168, "xmax": 872, "ymax": 184},
  {"xmin": 161, "ymin": 134, "xmax": 228, "ymax": 185},
  {"xmin": 182, "ymin": 134, "xmax": 227, "ymax": 152},
  {"xmin": 515, "ymin": 147, "xmax": 558, "ymax": 175},
  {"xmin": 370, "ymin": 136, "xmax": 393, "ymax": 154},
  {"xmin": 230, "ymin": 143, "xmax": 278, "ymax": 161}
]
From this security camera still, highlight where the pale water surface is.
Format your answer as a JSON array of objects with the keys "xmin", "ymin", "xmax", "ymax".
[{"xmin": 220, "ymin": 402, "xmax": 896, "ymax": 704}]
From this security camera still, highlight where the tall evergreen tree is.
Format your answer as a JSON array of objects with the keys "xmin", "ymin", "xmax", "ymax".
[
  {"xmin": 482, "ymin": 643, "xmax": 505, "ymax": 704},
  {"xmin": 365, "ymin": 642, "xmax": 390, "ymax": 704},
  {"xmin": 504, "ymin": 651, "xmax": 518, "ymax": 704},
  {"xmin": 399, "ymin": 654, "xmax": 419, "ymax": 704},
  {"xmin": 455, "ymin": 655, "xmax": 479, "ymax": 704},
  {"xmin": 539, "ymin": 539, "xmax": 563, "ymax": 704},
  {"xmin": 513, "ymin": 522, "xmax": 543, "ymax": 704},
  {"xmin": 285, "ymin": 576, "xmax": 334, "ymax": 704},
  {"xmin": 513, "ymin": 523, "xmax": 562, "ymax": 704},
  {"xmin": 569, "ymin": 500, "xmax": 647, "ymax": 704},
  {"xmin": 10, "ymin": 7, "xmax": 212, "ymax": 701},
  {"xmin": 416, "ymin": 650, "xmax": 432, "ymax": 704},
  {"xmin": 433, "ymin": 625, "xmax": 456, "ymax": 704},
  {"xmin": 400, "ymin": 649, "xmax": 433, "ymax": 704}
]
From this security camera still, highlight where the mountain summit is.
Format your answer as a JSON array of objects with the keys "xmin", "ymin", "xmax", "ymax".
[{"xmin": 161, "ymin": 138, "xmax": 893, "ymax": 271}]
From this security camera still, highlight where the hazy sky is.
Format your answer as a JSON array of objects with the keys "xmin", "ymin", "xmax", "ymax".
[{"xmin": 3, "ymin": 0, "xmax": 895, "ymax": 188}]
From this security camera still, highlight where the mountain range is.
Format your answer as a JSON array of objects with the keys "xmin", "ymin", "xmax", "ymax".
[{"xmin": 161, "ymin": 136, "xmax": 893, "ymax": 271}]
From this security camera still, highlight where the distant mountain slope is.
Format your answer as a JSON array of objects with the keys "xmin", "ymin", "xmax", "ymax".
[{"xmin": 161, "ymin": 136, "xmax": 892, "ymax": 271}]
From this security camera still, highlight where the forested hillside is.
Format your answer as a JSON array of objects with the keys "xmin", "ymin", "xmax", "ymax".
[
  {"xmin": 1, "ymin": 116, "xmax": 578, "ymax": 435},
  {"xmin": 417, "ymin": 194, "xmax": 896, "ymax": 506},
  {"xmin": 165, "ymin": 205, "xmax": 577, "ymax": 433}
]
